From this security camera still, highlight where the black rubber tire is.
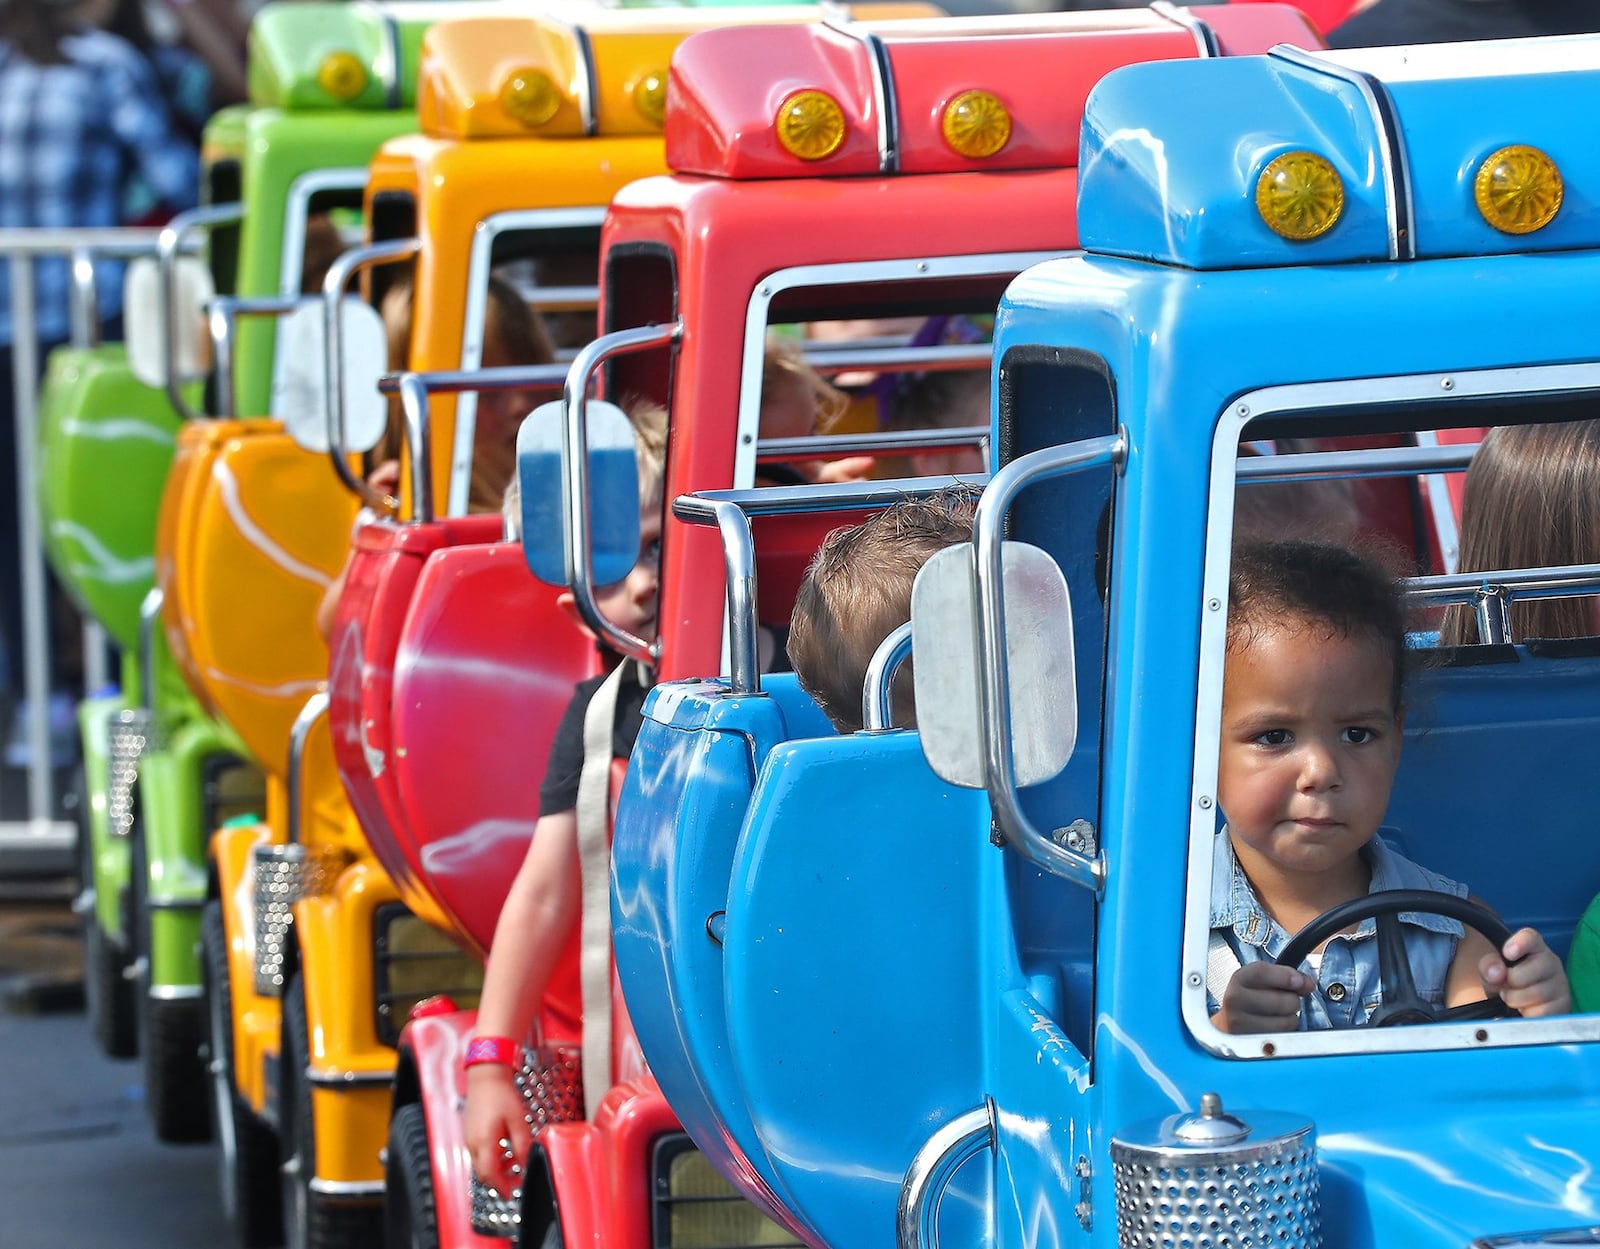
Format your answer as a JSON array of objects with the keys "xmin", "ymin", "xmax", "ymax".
[
  {"xmin": 79, "ymin": 764, "xmax": 136, "ymax": 1059},
  {"xmin": 280, "ymin": 974, "xmax": 384, "ymax": 1249},
  {"xmin": 384, "ymin": 1104, "xmax": 440, "ymax": 1249},
  {"xmin": 202, "ymin": 900, "xmax": 283, "ymax": 1248},
  {"xmin": 131, "ymin": 823, "xmax": 211, "ymax": 1143}
]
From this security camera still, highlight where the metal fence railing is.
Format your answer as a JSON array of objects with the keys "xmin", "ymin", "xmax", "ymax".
[{"xmin": 0, "ymin": 227, "xmax": 169, "ymax": 876}]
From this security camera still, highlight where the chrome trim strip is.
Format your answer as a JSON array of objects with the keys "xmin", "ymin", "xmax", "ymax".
[
  {"xmin": 1473, "ymin": 1230, "xmax": 1600, "ymax": 1249},
  {"xmin": 1183, "ymin": 362, "xmax": 1600, "ymax": 1060},
  {"xmin": 863, "ymin": 622, "xmax": 913, "ymax": 732},
  {"xmin": 147, "ymin": 896, "xmax": 206, "ymax": 911},
  {"xmin": 148, "ymin": 983, "xmax": 204, "ymax": 1000},
  {"xmin": 307, "ymin": 1068, "xmax": 395, "ymax": 1089},
  {"xmin": 307, "ymin": 1178, "xmax": 386, "ymax": 1197},
  {"xmin": 1269, "ymin": 44, "xmax": 1414, "ymax": 261},
  {"xmin": 377, "ymin": 8, "xmax": 402, "ymax": 110},
  {"xmin": 1151, "ymin": 2, "xmax": 1218, "ymax": 57},
  {"xmin": 454, "ymin": 206, "xmax": 607, "ymax": 517},
  {"xmin": 572, "ymin": 21, "xmax": 597, "ymax": 137},
  {"xmin": 898, "ymin": 1102, "xmax": 995, "ymax": 1249}
]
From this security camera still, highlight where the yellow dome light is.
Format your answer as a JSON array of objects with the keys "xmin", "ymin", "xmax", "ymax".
[
  {"xmin": 775, "ymin": 90, "xmax": 846, "ymax": 162},
  {"xmin": 501, "ymin": 68, "xmax": 563, "ymax": 129},
  {"xmin": 1474, "ymin": 144, "xmax": 1563, "ymax": 235},
  {"xmin": 632, "ymin": 71, "xmax": 668, "ymax": 127},
  {"xmin": 1254, "ymin": 151, "xmax": 1344, "ymax": 242},
  {"xmin": 942, "ymin": 89, "xmax": 1011, "ymax": 160},
  {"xmin": 316, "ymin": 51, "xmax": 368, "ymax": 103}
]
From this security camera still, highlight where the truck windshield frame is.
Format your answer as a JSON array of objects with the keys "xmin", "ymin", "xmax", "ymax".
[{"xmin": 1185, "ymin": 359, "xmax": 1600, "ymax": 1059}]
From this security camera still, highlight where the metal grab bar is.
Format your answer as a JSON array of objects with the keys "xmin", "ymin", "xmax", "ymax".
[
  {"xmin": 383, "ymin": 363, "xmax": 572, "ymax": 524},
  {"xmin": 800, "ymin": 342, "xmax": 991, "ymax": 374},
  {"xmin": 974, "ymin": 436, "xmax": 1123, "ymax": 894},
  {"xmin": 321, "ymin": 238, "xmax": 420, "ymax": 513},
  {"xmin": 137, "ymin": 588, "xmax": 164, "ymax": 714},
  {"xmin": 207, "ymin": 296, "xmax": 301, "ymax": 420},
  {"xmin": 562, "ymin": 323, "xmax": 683, "ymax": 665},
  {"xmin": 69, "ymin": 249, "xmax": 98, "ymax": 349},
  {"xmin": 1403, "ymin": 560, "xmax": 1600, "ymax": 645},
  {"xmin": 673, "ymin": 475, "xmax": 987, "ymax": 695},
  {"xmin": 757, "ymin": 425, "xmax": 989, "ymax": 465},
  {"xmin": 157, "ymin": 203, "xmax": 244, "ymax": 422},
  {"xmin": 896, "ymin": 1101, "xmax": 995, "ymax": 1249},
  {"xmin": 862, "ymin": 621, "xmax": 913, "ymax": 732},
  {"xmin": 286, "ymin": 691, "xmax": 330, "ymax": 846},
  {"xmin": 1237, "ymin": 440, "xmax": 1476, "ymax": 483}
]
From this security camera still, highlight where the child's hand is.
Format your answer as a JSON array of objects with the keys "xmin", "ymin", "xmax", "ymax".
[
  {"xmin": 366, "ymin": 457, "xmax": 401, "ymax": 500},
  {"xmin": 1478, "ymin": 927, "xmax": 1572, "ymax": 1017},
  {"xmin": 465, "ymin": 1063, "xmax": 533, "ymax": 1199},
  {"xmin": 814, "ymin": 455, "xmax": 876, "ymax": 485},
  {"xmin": 1213, "ymin": 961, "xmax": 1312, "ymax": 1034}
]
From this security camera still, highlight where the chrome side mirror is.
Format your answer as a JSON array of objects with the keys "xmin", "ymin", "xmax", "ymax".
[
  {"xmin": 517, "ymin": 399, "xmax": 640, "ymax": 588},
  {"xmin": 911, "ymin": 540, "xmax": 1076, "ymax": 789},
  {"xmin": 124, "ymin": 255, "xmax": 213, "ymax": 389},
  {"xmin": 270, "ymin": 299, "xmax": 388, "ymax": 454}
]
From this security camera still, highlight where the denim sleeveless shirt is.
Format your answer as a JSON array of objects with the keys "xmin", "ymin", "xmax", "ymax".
[{"xmin": 1208, "ymin": 829, "xmax": 1467, "ymax": 1029}]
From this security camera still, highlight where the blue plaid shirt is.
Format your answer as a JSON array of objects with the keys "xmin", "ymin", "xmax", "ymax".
[{"xmin": 0, "ymin": 30, "xmax": 199, "ymax": 345}]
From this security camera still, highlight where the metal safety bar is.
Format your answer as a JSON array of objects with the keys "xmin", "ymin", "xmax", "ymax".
[
  {"xmin": 207, "ymin": 295, "xmax": 301, "ymax": 420},
  {"xmin": 797, "ymin": 342, "xmax": 991, "ymax": 375},
  {"xmin": 1237, "ymin": 440, "xmax": 1475, "ymax": 483},
  {"xmin": 673, "ymin": 473, "xmax": 986, "ymax": 695},
  {"xmin": 286, "ymin": 690, "xmax": 329, "ymax": 846},
  {"xmin": 562, "ymin": 323, "xmax": 683, "ymax": 665},
  {"xmin": 383, "ymin": 363, "xmax": 571, "ymax": 524},
  {"xmin": 321, "ymin": 238, "xmax": 420, "ymax": 513},
  {"xmin": 157, "ymin": 203, "xmax": 244, "ymax": 422},
  {"xmin": 897, "ymin": 1101, "xmax": 995, "ymax": 1249},
  {"xmin": 137, "ymin": 588, "xmax": 163, "ymax": 714},
  {"xmin": 975, "ymin": 436, "xmax": 1124, "ymax": 894},
  {"xmin": 862, "ymin": 621, "xmax": 913, "ymax": 732},
  {"xmin": 0, "ymin": 226, "xmax": 190, "ymax": 860},
  {"xmin": 757, "ymin": 424, "xmax": 989, "ymax": 466},
  {"xmin": 1403, "ymin": 561, "xmax": 1600, "ymax": 645}
]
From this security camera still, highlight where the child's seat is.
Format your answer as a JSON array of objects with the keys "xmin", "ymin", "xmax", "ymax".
[
  {"xmin": 613, "ymin": 673, "xmax": 993, "ymax": 1249},
  {"xmin": 37, "ymin": 345, "xmax": 187, "ymax": 648},
  {"xmin": 388, "ymin": 537, "xmax": 600, "ymax": 954},
  {"xmin": 157, "ymin": 416, "xmax": 355, "ymax": 778}
]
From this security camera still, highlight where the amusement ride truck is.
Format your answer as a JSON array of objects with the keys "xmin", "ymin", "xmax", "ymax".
[{"xmin": 615, "ymin": 29, "xmax": 1600, "ymax": 1249}]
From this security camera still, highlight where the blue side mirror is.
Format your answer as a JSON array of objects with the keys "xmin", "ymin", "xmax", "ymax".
[{"xmin": 517, "ymin": 399, "xmax": 640, "ymax": 588}]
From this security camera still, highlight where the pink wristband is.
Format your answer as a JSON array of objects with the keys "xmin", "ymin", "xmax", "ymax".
[{"xmin": 464, "ymin": 1036, "xmax": 518, "ymax": 1069}]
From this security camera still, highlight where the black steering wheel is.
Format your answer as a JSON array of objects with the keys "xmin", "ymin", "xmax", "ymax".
[{"xmin": 1275, "ymin": 889, "xmax": 1518, "ymax": 1027}]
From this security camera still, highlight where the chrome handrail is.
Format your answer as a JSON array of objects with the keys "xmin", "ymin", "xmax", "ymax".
[
  {"xmin": 321, "ymin": 238, "xmax": 420, "ymax": 512},
  {"xmin": 1403, "ymin": 560, "xmax": 1600, "ymax": 645},
  {"xmin": 561, "ymin": 323, "xmax": 683, "ymax": 665},
  {"xmin": 896, "ymin": 1101, "xmax": 995, "ymax": 1249},
  {"xmin": 973, "ymin": 435, "xmax": 1124, "ymax": 893},
  {"xmin": 862, "ymin": 621, "xmax": 913, "ymax": 732},
  {"xmin": 157, "ymin": 203, "xmax": 243, "ymax": 422},
  {"xmin": 207, "ymin": 295, "xmax": 300, "ymax": 420},
  {"xmin": 382, "ymin": 363, "xmax": 572, "ymax": 524},
  {"xmin": 137, "ymin": 587, "xmax": 164, "ymax": 714},
  {"xmin": 1237, "ymin": 440, "xmax": 1475, "ymax": 483},
  {"xmin": 69, "ymin": 249, "xmax": 98, "ymax": 349},
  {"xmin": 757, "ymin": 425, "xmax": 989, "ymax": 465},
  {"xmin": 672, "ymin": 474, "xmax": 987, "ymax": 695},
  {"xmin": 286, "ymin": 691, "xmax": 330, "ymax": 846}
]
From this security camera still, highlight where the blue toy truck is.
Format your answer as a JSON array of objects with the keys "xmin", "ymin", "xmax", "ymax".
[{"xmin": 607, "ymin": 33, "xmax": 1600, "ymax": 1249}]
